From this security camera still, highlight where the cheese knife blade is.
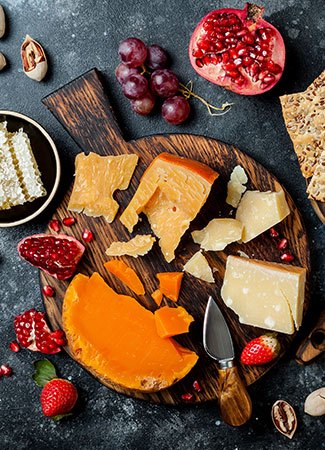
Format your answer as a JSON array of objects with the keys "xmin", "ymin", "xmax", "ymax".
[{"xmin": 203, "ymin": 296, "xmax": 252, "ymax": 426}]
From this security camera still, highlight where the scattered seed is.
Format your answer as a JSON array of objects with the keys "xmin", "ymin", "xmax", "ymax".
[
  {"xmin": 269, "ymin": 227, "xmax": 279, "ymax": 238},
  {"xmin": 193, "ymin": 380, "xmax": 202, "ymax": 392},
  {"xmin": 281, "ymin": 252, "xmax": 294, "ymax": 263},
  {"xmin": 82, "ymin": 229, "xmax": 94, "ymax": 242},
  {"xmin": 42, "ymin": 285, "xmax": 55, "ymax": 297},
  {"xmin": 49, "ymin": 219, "xmax": 61, "ymax": 232},
  {"xmin": 0, "ymin": 364, "xmax": 13, "ymax": 377},
  {"xmin": 9, "ymin": 341, "xmax": 20, "ymax": 353},
  {"xmin": 63, "ymin": 217, "xmax": 76, "ymax": 227},
  {"xmin": 277, "ymin": 238, "xmax": 288, "ymax": 250},
  {"xmin": 181, "ymin": 393, "xmax": 193, "ymax": 401}
]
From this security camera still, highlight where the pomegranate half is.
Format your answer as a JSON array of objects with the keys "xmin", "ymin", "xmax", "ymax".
[
  {"xmin": 189, "ymin": 3, "xmax": 285, "ymax": 95},
  {"xmin": 18, "ymin": 233, "xmax": 85, "ymax": 280}
]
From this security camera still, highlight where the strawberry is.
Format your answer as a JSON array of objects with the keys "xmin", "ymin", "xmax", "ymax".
[
  {"xmin": 240, "ymin": 334, "xmax": 280, "ymax": 365},
  {"xmin": 33, "ymin": 359, "xmax": 78, "ymax": 420}
]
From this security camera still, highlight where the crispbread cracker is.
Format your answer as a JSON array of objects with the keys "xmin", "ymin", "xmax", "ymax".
[
  {"xmin": 280, "ymin": 70, "xmax": 325, "ymax": 178},
  {"xmin": 307, "ymin": 150, "xmax": 325, "ymax": 202}
]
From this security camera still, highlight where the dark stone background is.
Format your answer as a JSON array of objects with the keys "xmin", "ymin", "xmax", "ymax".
[{"xmin": 0, "ymin": 1, "xmax": 324, "ymax": 449}]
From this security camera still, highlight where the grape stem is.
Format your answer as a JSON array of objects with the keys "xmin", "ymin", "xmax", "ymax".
[{"xmin": 179, "ymin": 81, "xmax": 233, "ymax": 116}]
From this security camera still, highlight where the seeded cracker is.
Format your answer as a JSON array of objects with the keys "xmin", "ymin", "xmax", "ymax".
[
  {"xmin": 280, "ymin": 70, "xmax": 325, "ymax": 179},
  {"xmin": 307, "ymin": 150, "xmax": 325, "ymax": 202}
]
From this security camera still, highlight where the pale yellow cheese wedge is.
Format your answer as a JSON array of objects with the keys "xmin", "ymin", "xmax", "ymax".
[
  {"xmin": 221, "ymin": 256, "xmax": 306, "ymax": 334},
  {"xmin": 68, "ymin": 152, "xmax": 138, "ymax": 223},
  {"xmin": 120, "ymin": 153, "xmax": 218, "ymax": 262},
  {"xmin": 105, "ymin": 235, "xmax": 155, "ymax": 258},
  {"xmin": 183, "ymin": 251, "xmax": 214, "ymax": 283},
  {"xmin": 191, "ymin": 219, "xmax": 243, "ymax": 251},
  {"xmin": 236, "ymin": 189, "xmax": 290, "ymax": 243}
]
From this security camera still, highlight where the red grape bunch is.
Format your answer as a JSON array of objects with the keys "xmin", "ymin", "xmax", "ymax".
[{"xmin": 116, "ymin": 38, "xmax": 190, "ymax": 125}]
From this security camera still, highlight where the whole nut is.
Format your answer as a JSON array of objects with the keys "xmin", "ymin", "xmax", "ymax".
[
  {"xmin": 0, "ymin": 52, "xmax": 6, "ymax": 70},
  {"xmin": 21, "ymin": 35, "xmax": 48, "ymax": 82},
  {"xmin": 0, "ymin": 5, "xmax": 5, "ymax": 38},
  {"xmin": 304, "ymin": 387, "xmax": 325, "ymax": 416},
  {"xmin": 271, "ymin": 400, "xmax": 297, "ymax": 439}
]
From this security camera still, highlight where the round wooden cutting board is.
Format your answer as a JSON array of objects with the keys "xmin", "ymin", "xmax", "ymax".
[{"xmin": 40, "ymin": 69, "xmax": 310, "ymax": 405}]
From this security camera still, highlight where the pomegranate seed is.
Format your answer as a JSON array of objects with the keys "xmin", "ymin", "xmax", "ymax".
[
  {"xmin": 193, "ymin": 380, "xmax": 202, "ymax": 392},
  {"xmin": 243, "ymin": 34, "xmax": 254, "ymax": 45},
  {"xmin": 262, "ymin": 73, "xmax": 275, "ymax": 84},
  {"xmin": 234, "ymin": 58, "xmax": 242, "ymax": 66},
  {"xmin": 181, "ymin": 393, "xmax": 193, "ymax": 401},
  {"xmin": 281, "ymin": 252, "xmax": 294, "ymax": 263},
  {"xmin": 0, "ymin": 364, "xmax": 13, "ymax": 377},
  {"xmin": 236, "ymin": 29, "xmax": 248, "ymax": 37},
  {"xmin": 228, "ymin": 69, "xmax": 240, "ymax": 79},
  {"xmin": 224, "ymin": 62, "xmax": 237, "ymax": 71},
  {"xmin": 49, "ymin": 219, "xmax": 61, "ymax": 233},
  {"xmin": 269, "ymin": 228, "xmax": 279, "ymax": 238},
  {"xmin": 82, "ymin": 229, "xmax": 94, "ymax": 242},
  {"xmin": 192, "ymin": 48, "xmax": 203, "ymax": 58},
  {"xmin": 215, "ymin": 41, "xmax": 225, "ymax": 51},
  {"xmin": 266, "ymin": 60, "xmax": 282, "ymax": 74},
  {"xmin": 277, "ymin": 238, "xmax": 288, "ymax": 250},
  {"xmin": 243, "ymin": 56, "xmax": 253, "ymax": 67},
  {"xmin": 9, "ymin": 341, "xmax": 20, "ymax": 352},
  {"xmin": 222, "ymin": 52, "xmax": 230, "ymax": 63},
  {"xmin": 62, "ymin": 217, "xmax": 76, "ymax": 227},
  {"xmin": 196, "ymin": 58, "xmax": 204, "ymax": 68},
  {"xmin": 42, "ymin": 285, "xmax": 55, "ymax": 297}
]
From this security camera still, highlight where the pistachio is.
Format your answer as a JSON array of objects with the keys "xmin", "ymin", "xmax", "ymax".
[
  {"xmin": 0, "ymin": 52, "xmax": 6, "ymax": 70},
  {"xmin": 0, "ymin": 5, "xmax": 5, "ymax": 38},
  {"xmin": 271, "ymin": 400, "xmax": 297, "ymax": 439},
  {"xmin": 304, "ymin": 387, "xmax": 325, "ymax": 416},
  {"xmin": 21, "ymin": 35, "xmax": 48, "ymax": 82}
]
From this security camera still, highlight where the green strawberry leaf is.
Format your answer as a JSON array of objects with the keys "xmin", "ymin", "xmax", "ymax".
[
  {"xmin": 52, "ymin": 413, "xmax": 73, "ymax": 422},
  {"xmin": 32, "ymin": 359, "xmax": 57, "ymax": 387}
]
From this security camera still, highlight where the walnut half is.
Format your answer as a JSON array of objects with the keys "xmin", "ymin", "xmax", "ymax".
[{"xmin": 271, "ymin": 400, "xmax": 297, "ymax": 439}]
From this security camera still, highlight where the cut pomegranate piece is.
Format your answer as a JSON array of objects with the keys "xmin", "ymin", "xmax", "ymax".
[
  {"xmin": 189, "ymin": 3, "xmax": 285, "ymax": 95},
  {"xmin": 17, "ymin": 233, "xmax": 85, "ymax": 280},
  {"xmin": 14, "ymin": 309, "xmax": 66, "ymax": 354}
]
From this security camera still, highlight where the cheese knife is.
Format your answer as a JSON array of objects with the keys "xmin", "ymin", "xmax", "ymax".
[{"xmin": 203, "ymin": 296, "xmax": 252, "ymax": 426}]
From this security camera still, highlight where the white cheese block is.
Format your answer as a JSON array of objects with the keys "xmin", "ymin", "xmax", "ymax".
[
  {"xmin": 221, "ymin": 256, "xmax": 306, "ymax": 334},
  {"xmin": 226, "ymin": 165, "xmax": 248, "ymax": 208},
  {"xmin": 236, "ymin": 189, "xmax": 290, "ymax": 243},
  {"xmin": 183, "ymin": 251, "xmax": 214, "ymax": 283},
  {"xmin": 191, "ymin": 219, "xmax": 243, "ymax": 251}
]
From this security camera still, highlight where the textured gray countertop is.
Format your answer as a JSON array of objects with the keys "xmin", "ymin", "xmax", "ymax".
[{"xmin": 0, "ymin": 0, "xmax": 324, "ymax": 449}]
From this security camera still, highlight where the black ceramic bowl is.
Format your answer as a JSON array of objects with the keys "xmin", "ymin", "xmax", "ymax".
[{"xmin": 0, "ymin": 111, "xmax": 60, "ymax": 227}]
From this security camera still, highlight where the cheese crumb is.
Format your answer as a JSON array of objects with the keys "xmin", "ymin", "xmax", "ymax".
[{"xmin": 226, "ymin": 165, "xmax": 248, "ymax": 208}]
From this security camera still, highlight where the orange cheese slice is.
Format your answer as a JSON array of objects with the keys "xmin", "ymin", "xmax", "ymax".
[
  {"xmin": 120, "ymin": 153, "xmax": 218, "ymax": 262},
  {"xmin": 63, "ymin": 272, "xmax": 198, "ymax": 392},
  {"xmin": 68, "ymin": 152, "xmax": 138, "ymax": 223},
  {"xmin": 104, "ymin": 260, "xmax": 145, "ymax": 296},
  {"xmin": 156, "ymin": 272, "xmax": 183, "ymax": 302},
  {"xmin": 154, "ymin": 306, "xmax": 194, "ymax": 338}
]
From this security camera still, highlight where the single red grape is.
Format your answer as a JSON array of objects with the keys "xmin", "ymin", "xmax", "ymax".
[
  {"xmin": 146, "ymin": 45, "xmax": 170, "ymax": 70},
  {"xmin": 115, "ymin": 63, "xmax": 139, "ymax": 85},
  {"xmin": 161, "ymin": 96, "xmax": 190, "ymax": 125},
  {"xmin": 131, "ymin": 91, "xmax": 156, "ymax": 115},
  {"xmin": 122, "ymin": 74, "xmax": 149, "ymax": 99},
  {"xmin": 118, "ymin": 37, "xmax": 148, "ymax": 68},
  {"xmin": 150, "ymin": 69, "xmax": 179, "ymax": 98}
]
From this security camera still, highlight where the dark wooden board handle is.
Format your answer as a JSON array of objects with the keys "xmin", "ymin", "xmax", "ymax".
[
  {"xmin": 218, "ymin": 365, "xmax": 252, "ymax": 426},
  {"xmin": 295, "ymin": 310, "xmax": 325, "ymax": 364}
]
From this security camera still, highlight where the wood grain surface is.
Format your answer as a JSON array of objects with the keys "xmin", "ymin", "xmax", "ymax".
[{"xmin": 41, "ymin": 69, "xmax": 310, "ymax": 405}]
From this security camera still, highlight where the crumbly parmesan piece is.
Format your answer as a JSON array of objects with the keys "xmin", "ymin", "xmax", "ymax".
[
  {"xmin": 226, "ymin": 165, "xmax": 248, "ymax": 208},
  {"xmin": 280, "ymin": 70, "xmax": 325, "ymax": 179},
  {"xmin": 105, "ymin": 235, "xmax": 155, "ymax": 258},
  {"xmin": 183, "ymin": 251, "xmax": 214, "ymax": 283},
  {"xmin": 0, "ymin": 121, "xmax": 46, "ymax": 210}
]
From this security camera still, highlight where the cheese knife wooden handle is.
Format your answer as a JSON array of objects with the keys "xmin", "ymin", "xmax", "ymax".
[{"xmin": 218, "ymin": 365, "xmax": 252, "ymax": 427}]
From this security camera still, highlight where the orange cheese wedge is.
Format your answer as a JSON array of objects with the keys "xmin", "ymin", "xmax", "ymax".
[
  {"xmin": 120, "ymin": 153, "xmax": 218, "ymax": 262},
  {"xmin": 154, "ymin": 306, "xmax": 194, "ymax": 338},
  {"xmin": 68, "ymin": 152, "xmax": 138, "ymax": 223},
  {"xmin": 157, "ymin": 272, "xmax": 183, "ymax": 302},
  {"xmin": 151, "ymin": 289, "xmax": 163, "ymax": 306},
  {"xmin": 104, "ymin": 260, "xmax": 145, "ymax": 296},
  {"xmin": 63, "ymin": 272, "xmax": 198, "ymax": 392}
]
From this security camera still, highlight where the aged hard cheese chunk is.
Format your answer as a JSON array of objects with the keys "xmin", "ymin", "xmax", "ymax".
[
  {"xmin": 154, "ymin": 306, "xmax": 194, "ymax": 338},
  {"xmin": 236, "ymin": 189, "xmax": 290, "ymax": 243},
  {"xmin": 156, "ymin": 272, "xmax": 183, "ymax": 302},
  {"xmin": 120, "ymin": 153, "xmax": 218, "ymax": 262},
  {"xmin": 68, "ymin": 152, "xmax": 138, "ymax": 223},
  {"xmin": 183, "ymin": 251, "xmax": 214, "ymax": 283},
  {"xmin": 104, "ymin": 260, "xmax": 145, "ymax": 296},
  {"xmin": 63, "ymin": 273, "xmax": 198, "ymax": 392},
  {"xmin": 105, "ymin": 235, "xmax": 155, "ymax": 258},
  {"xmin": 221, "ymin": 256, "xmax": 307, "ymax": 334},
  {"xmin": 226, "ymin": 165, "xmax": 248, "ymax": 208},
  {"xmin": 192, "ymin": 219, "xmax": 243, "ymax": 251}
]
